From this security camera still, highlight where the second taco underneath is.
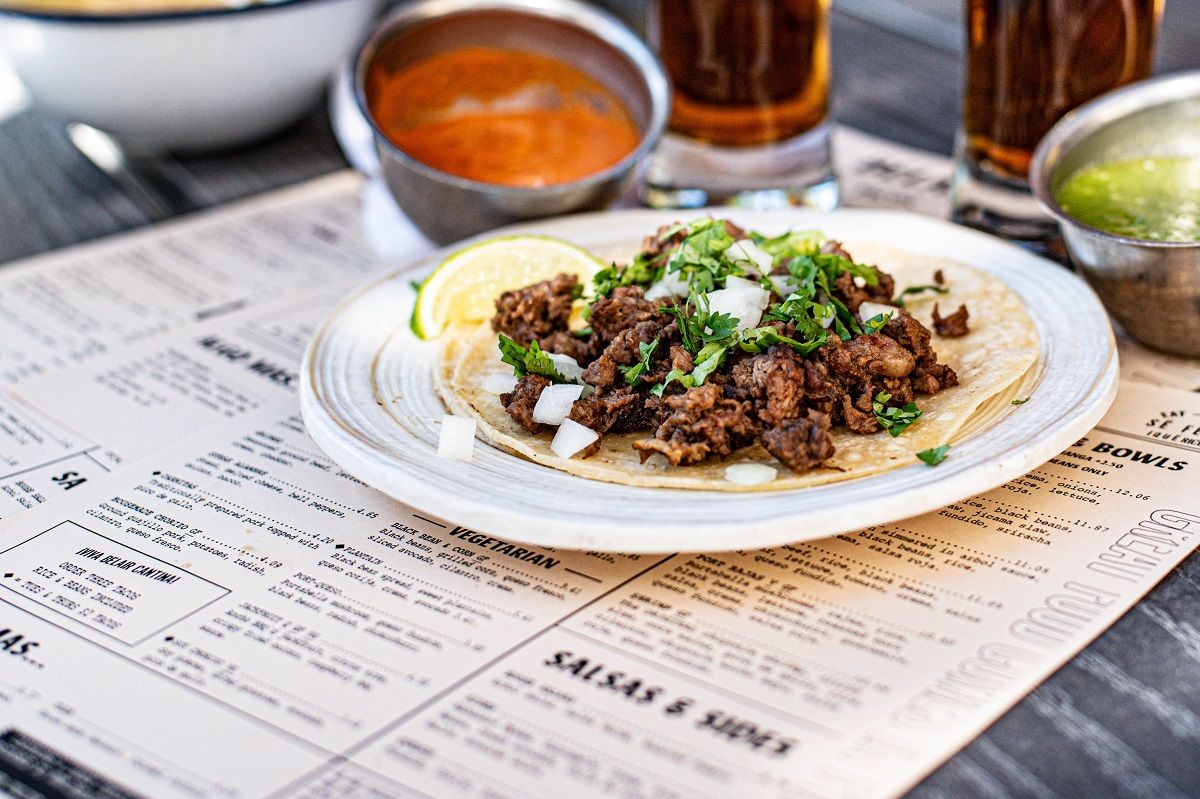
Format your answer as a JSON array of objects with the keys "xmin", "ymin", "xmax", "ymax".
[{"xmin": 437, "ymin": 219, "xmax": 1038, "ymax": 490}]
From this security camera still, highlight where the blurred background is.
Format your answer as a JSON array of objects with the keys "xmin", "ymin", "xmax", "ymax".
[{"xmin": 0, "ymin": 0, "xmax": 1197, "ymax": 263}]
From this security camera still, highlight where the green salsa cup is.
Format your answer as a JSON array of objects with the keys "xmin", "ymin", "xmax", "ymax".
[{"xmin": 1032, "ymin": 70, "xmax": 1200, "ymax": 357}]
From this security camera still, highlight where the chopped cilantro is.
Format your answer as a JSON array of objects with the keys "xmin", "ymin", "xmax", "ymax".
[
  {"xmin": 701, "ymin": 311, "xmax": 739, "ymax": 342},
  {"xmin": 660, "ymin": 304, "xmax": 698, "ymax": 353},
  {"xmin": 739, "ymin": 326, "xmax": 828, "ymax": 356},
  {"xmin": 572, "ymin": 327, "xmax": 592, "ymax": 338},
  {"xmin": 651, "ymin": 342, "xmax": 728, "ymax": 396},
  {"xmin": 752, "ymin": 229, "xmax": 823, "ymax": 259},
  {"xmin": 815, "ymin": 270, "xmax": 863, "ymax": 340},
  {"xmin": 762, "ymin": 292, "xmax": 831, "ymax": 340},
  {"xmin": 592, "ymin": 255, "xmax": 660, "ymax": 299},
  {"xmin": 661, "ymin": 291, "xmax": 741, "ymax": 355},
  {"xmin": 1011, "ymin": 397, "xmax": 1030, "ymax": 406},
  {"xmin": 620, "ymin": 337, "xmax": 660, "ymax": 385},
  {"xmin": 665, "ymin": 218, "xmax": 738, "ymax": 293},
  {"xmin": 862, "ymin": 312, "xmax": 893, "ymax": 335},
  {"xmin": 650, "ymin": 368, "xmax": 690, "ymax": 397},
  {"xmin": 872, "ymin": 391, "xmax": 923, "ymax": 437},
  {"xmin": 917, "ymin": 444, "xmax": 950, "ymax": 465},
  {"xmin": 690, "ymin": 345, "xmax": 728, "ymax": 385},
  {"xmin": 497, "ymin": 335, "xmax": 568, "ymax": 383},
  {"xmin": 893, "ymin": 284, "xmax": 949, "ymax": 307}
]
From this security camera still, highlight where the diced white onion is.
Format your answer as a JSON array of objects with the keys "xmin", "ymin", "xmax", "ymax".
[
  {"xmin": 726, "ymin": 239, "xmax": 775, "ymax": 275},
  {"xmin": 858, "ymin": 301, "xmax": 898, "ymax": 324},
  {"xmin": 481, "ymin": 372, "xmax": 518, "ymax": 394},
  {"xmin": 551, "ymin": 418, "xmax": 599, "ymax": 459},
  {"xmin": 645, "ymin": 270, "xmax": 689, "ymax": 300},
  {"xmin": 532, "ymin": 383, "xmax": 585, "ymax": 425},
  {"xmin": 768, "ymin": 274, "xmax": 799, "ymax": 298},
  {"xmin": 724, "ymin": 463, "xmax": 778, "ymax": 485},
  {"xmin": 548, "ymin": 352, "xmax": 584, "ymax": 383},
  {"xmin": 723, "ymin": 274, "xmax": 765, "ymax": 294},
  {"xmin": 707, "ymin": 281, "xmax": 770, "ymax": 332},
  {"xmin": 437, "ymin": 415, "xmax": 476, "ymax": 462}
]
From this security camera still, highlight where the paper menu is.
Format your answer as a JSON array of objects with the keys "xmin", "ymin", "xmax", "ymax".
[
  {"xmin": 0, "ymin": 172, "xmax": 394, "ymax": 518},
  {"xmin": 0, "ymin": 172, "xmax": 380, "ymax": 386}
]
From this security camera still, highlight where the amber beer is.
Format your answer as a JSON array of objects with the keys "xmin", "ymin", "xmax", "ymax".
[
  {"xmin": 657, "ymin": 0, "xmax": 830, "ymax": 147},
  {"xmin": 962, "ymin": 0, "xmax": 1162, "ymax": 182}
]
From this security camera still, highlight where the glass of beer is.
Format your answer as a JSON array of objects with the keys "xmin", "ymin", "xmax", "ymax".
[
  {"xmin": 951, "ymin": 0, "xmax": 1163, "ymax": 245},
  {"xmin": 640, "ymin": 0, "xmax": 838, "ymax": 210}
]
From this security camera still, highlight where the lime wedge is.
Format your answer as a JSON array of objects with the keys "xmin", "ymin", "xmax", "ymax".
[{"xmin": 412, "ymin": 235, "xmax": 604, "ymax": 339}]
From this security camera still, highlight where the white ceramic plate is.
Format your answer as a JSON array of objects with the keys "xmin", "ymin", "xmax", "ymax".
[{"xmin": 301, "ymin": 209, "xmax": 1117, "ymax": 553}]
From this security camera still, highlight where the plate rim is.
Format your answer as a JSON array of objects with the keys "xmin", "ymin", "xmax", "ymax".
[{"xmin": 301, "ymin": 207, "xmax": 1119, "ymax": 552}]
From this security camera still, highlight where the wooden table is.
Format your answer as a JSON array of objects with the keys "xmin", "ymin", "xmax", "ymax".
[{"xmin": 1, "ymin": 2, "xmax": 1198, "ymax": 796}]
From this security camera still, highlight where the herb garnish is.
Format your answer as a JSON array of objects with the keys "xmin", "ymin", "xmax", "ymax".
[
  {"xmin": 862, "ymin": 312, "xmax": 893, "ymax": 335},
  {"xmin": 1011, "ymin": 397, "xmax": 1030, "ymax": 406},
  {"xmin": 497, "ymin": 335, "xmax": 568, "ymax": 383},
  {"xmin": 917, "ymin": 444, "xmax": 950, "ymax": 465},
  {"xmin": 893, "ymin": 284, "xmax": 949, "ymax": 307},
  {"xmin": 620, "ymin": 338, "xmax": 660, "ymax": 385},
  {"xmin": 739, "ymin": 326, "xmax": 828, "ymax": 356},
  {"xmin": 872, "ymin": 391, "xmax": 923, "ymax": 437}
]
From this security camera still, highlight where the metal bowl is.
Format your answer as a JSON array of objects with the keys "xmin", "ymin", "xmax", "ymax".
[
  {"xmin": 0, "ymin": 0, "xmax": 382, "ymax": 154},
  {"xmin": 353, "ymin": 0, "xmax": 669, "ymax": 245},
  {"xmin": 1031, "ymin": 70, "xmax": 1200, "ymax": 357}
]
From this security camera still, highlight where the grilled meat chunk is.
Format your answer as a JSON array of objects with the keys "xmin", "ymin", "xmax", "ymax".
[
  {"xmin": 823, "ymin": 334, "xmax": 916, "ymax": 381},
  {"xmin": 500, "ymin": 375, "xmax": 550, "ymax": 434},
  {"xmin": 731, "ymin": 345, "xmax": 807, "ymax": 427},
  {"xmin": 911, "ymin": 362, "xmax": 959, "ymax": 395},
  {"xmin": 932, "ymin": 303, "xmax": 970, "ymax": 337},
  {"xmin": 539, "ymin": 330, "xmax": 591, "ymax": 362},
  {"xmin": 582, "ymin": 320, "xmax": 663, "ymax": 390},
  {"xmin": 588, "ymin": 286, "xmax": 665, "ymax": 346},
  {"xmin": 491, "ymin": 273, "xmax": 578, "ymax": 346},
  {"xmin": 633, "ymin": 384, "xmax": 758, "ymax": 466},
  {"xmin": 761, "ymin": 411, "xmax": 835, "ymax": 472}
]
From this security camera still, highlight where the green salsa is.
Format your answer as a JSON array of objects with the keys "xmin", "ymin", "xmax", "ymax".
[{"xmin": 1056, "ymin": 156, "xmax": 1200, "ymax": 242}]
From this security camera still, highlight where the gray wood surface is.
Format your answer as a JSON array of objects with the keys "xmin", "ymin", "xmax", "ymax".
[{"xmin": 1, "ymin": 1, "xmax": 1199, "ymax": 796}]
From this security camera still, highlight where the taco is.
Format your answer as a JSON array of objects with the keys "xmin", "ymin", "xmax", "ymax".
[{"xmin": 435, "ymin": 218, "xmax": 1038, "ymax": 490}]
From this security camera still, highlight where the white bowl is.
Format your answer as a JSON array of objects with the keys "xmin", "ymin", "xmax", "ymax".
[{"xmin": 0, "ymin": 0, "xmax": 382, "ymax": 153}]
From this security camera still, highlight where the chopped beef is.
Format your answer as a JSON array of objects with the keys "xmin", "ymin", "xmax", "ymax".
[
  {"xmin": 911, "ymin": 363, "xmax": 959, "ymax": 395},
  {"xmin": 582, "ymin": 320, "xmax": 662, "ymax": 390},
  {"xmin": 641, "ymin": 223, "xmax": 688, "ymax": 258},
  {"xmin": 669, "ymin": 344, "xmax": 694, "ymax": 373},
  {"xmin": 500, "ymin": 375, "xmax": 550, "ymax": 434},
  {"xmin": 823, "ymin": 334, "xmax": 916, "ymax": 381},
  {"xmin": 840, "ymin": 394, "xmax": 879, "ymax": 434},
  {"xmin": 491, "ymin": 273, "xmax": 577, "ymax": 345},
  {"xmin": 566, "ymin": 389, "xmax": 642, "ymax": 457},
  {"xmin": 934, "ymin": 269, "xmax": 945, "ymax": 285},
  {"xmin": 801, "ymin": 359, "xmax": 841, "ymax": 416},
  {"xmin": 761, "ymin": 411, "xmax": 835, "ymax": 472},
  {"xmin": 724, "ymin": 220, "xmax": 748, "ymax": 239},
  {"xmin": 833, "ymin": 270, "xmax": 895, "ymax": 315},
  {"xmin": 731, "ymin": 345, "xmax": 807, "ymax": 427},
  {"xmin": 588, "ymin": 286, "xmax": 663, "ymax": 345},
  {"xmin": 883, "ymin": 311, "xmax": 937, "ymax": 365},
  {"xmin": 932, "ymin": 303, "xmax": 970, "ymax": 337},
  {"xmin": 820, "ymin": 240, "xmax": 852, "ymax": 259},
  {"xmin": 539, "ymin": 330, "xmax": 590, "ymax": 362},
  {"xmin": 608, "ymin": 391, "xmax": 666, "ymax": 434},
  {"xmin": 633, "ymin": 384, "xmax": 758, "ymax": 466},
  {"xmin": 569, "ymin": 389, "xmax": 639, "ymax": 433}
]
